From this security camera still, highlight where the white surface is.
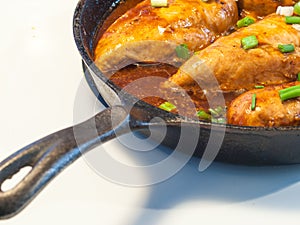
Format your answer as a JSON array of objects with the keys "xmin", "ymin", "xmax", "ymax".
[{"xmin": 1, "ymin": 0, "xmax": 300, "ymax": 224}]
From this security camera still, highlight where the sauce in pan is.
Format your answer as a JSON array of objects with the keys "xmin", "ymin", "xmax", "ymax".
[{"xmin": 110, "ymin": 63, "xmax": 240, "ymax": 119}]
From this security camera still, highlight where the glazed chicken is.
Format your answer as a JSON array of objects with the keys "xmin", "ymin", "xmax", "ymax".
[
  {"xmin": 238, "ymin": 0, "xmax": 296, "ymax": 17},
  {"xmin": 228, "ymin": 81, "xmax": 300, "ymax": 127},
  {"xmin": 165, "ymin": 14, "xmax": 300, "ymax": 93},
  {"xmin": 94, "ymin": 0, "xmax": 238, "ymax": 75}
]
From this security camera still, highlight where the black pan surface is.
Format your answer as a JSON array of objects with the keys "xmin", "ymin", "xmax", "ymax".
[{"xmin": 0, "ymin": 0, "xmax": 300, "ymax": 220}]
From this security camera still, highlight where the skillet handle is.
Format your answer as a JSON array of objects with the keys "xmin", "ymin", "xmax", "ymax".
[{"xmin": 0, "ymin": 105, "xmax": 130, "ymax": 219}]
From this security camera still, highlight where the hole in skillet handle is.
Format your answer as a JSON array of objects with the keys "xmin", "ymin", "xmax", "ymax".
[{"xmin": 1, "ymin": 166, "xmax": 33, "ymax": 192}]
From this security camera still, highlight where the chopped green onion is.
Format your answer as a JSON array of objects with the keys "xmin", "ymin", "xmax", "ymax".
[
  {"xmin": 175, "ymin": 44, "xmax": 190, "ymax": 60},
  {"xmin": 208, "ymin": 108, "xmax": 219, "ymax": 116},
  {"xmin": 255, "ymin": 85, "xmax": 265, "ymax": 89},
  {"xmin": 251, "ymin": 94, "xmax": 257, "ymax": 111},
  {"xmin": 197, "ymin": 110, "xmax": 211, "ymax": 120},
  {"xmin": 197, "ymin": 107, "xmax": 226, "ymax": 124},
  {"xmin": 159, "ymin": 101, "xmax": 176, "ymax": 112},
  {"xmin": 209, "ymin": 106, "xmax": 226, "ymax": 116},
  {"xmin": 285, "ymin": 16, "xmax": 300, "ymax": 24},
  {"xmin": 294, "ymin": 2, "xmax": 300, "ymax": 15},
  {"xmin": 237, "ymin": 16, "xmax": 255, "ymax": 28},
  {"xmin": 279, "ymin": 85, "xmax": 300, "ymax": 101},
  {"xmin": 241, "ymin": 35, "xmax": 258, "ymax": 50},
  {"xmin": 298, "ymin": 73, "xmax": 300, "ymax": 81},
  {"xmin": 151, "ymin": 0, "xmax": 168, "ymax": 7},
  {"xmin": 211, "ymin": 117, "xmax": 227, "ymax": 124},
  {"xmin": 276, "ymin": 6, "xmax": 294, "ymax": 16},
  {"xmin": 278, "ymin": 44, "xmax": 295, "ymax": 53},
  {"xmin": 279, "ymin": 85, "xmax": 300, "ymax": 94},
  {"xmin": 214, "ymin": 106, "xmax": 225, "ymax": 115}
]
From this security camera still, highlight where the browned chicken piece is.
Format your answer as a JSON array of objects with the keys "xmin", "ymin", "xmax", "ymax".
[
  {"xmin": 228, "ymin": 81, "xmax": 300, "ymax": 127},
  {"xmin": 94, "ymin": 0, "xmax": 238, "ymax": 75},
  {"xmin": 165, "ymin": 14, "xmax": 300, "ymax": 94},
  {"xmin": 238, "ymin": 0, "xmax": 296, "ymax": 18}
]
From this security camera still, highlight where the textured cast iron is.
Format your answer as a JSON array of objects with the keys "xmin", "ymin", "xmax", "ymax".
[{"xmin": 0, "ymin": 0, "xmax": 299, "ymax": 220}]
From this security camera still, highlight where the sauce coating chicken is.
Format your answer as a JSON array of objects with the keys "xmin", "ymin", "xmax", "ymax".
[
  {"xmin": 228, "ymin": 81, "xmax": 300, "ymax": 127},
  {"xmin": 165, "ymin": 14, "xmax": 300, "ymax": 93},
  {"xmin": 238, "ymin": 0, "xmax": 296, "ymax": 18},
  {"xmin": 94, "ymin": 0, "xmax": 238, "ymax": 75}
]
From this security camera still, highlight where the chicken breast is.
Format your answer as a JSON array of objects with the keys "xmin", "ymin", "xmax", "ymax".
[
  {"xmin": 238, "ymin": 0, "xmax": 296, "ymax": 18},
  {"xmin": 165, "ymin": 14, "xmax": 300, "ymax": 94},
  {"xmin": 227, "ymin": 81, "xmax": 300, "ymax": 127},
  {"xmin": 94, "ymin": 0, "xmax": 238, "ymax": 75}
]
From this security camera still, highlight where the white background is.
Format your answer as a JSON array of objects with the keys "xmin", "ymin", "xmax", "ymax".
[{"xmin": 1, "ymin": 0, "xmax": 300, "ymax": 224}]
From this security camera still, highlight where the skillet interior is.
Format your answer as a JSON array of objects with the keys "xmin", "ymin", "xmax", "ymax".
[{"xmin": 74, "ymin": 0, "xmax": 300, "ymax": 165}]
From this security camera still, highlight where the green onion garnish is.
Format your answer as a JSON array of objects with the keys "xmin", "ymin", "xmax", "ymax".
[
  {"xmin": 151, "ymin": 0, "xmax": 168, "ymax": 7},
  {"xmin": 208, "ymin": 108, "xmax": 218, "ymax": 116},
  {"xmin": 197, "ymin": 110, "xmax": 211, "ymax": 120},
  {"xmin": 294, "ymin": 2, "xmax": 300, "ymax": 16},
  {"xmin": 211, "ymin": 117, "xmax": 227, "ymax": 124},
  {"xmin": 241, "ymin": 35, "xmax": 258, "ymax": 50},
  {"xmin": 255, "ymin": 85, "xmax": 265, "ymax": 89},
  {"xmin": 285, "ymin": 16, "xmax": 300, "ymax": 24},
  {"xmin": 175, "ymin": 44, "xmax": 190, "ymax": 60},
  {"xmin": 298, "ymin": 73, "xmax": 300, "ymax": 81},
  {"xmin": 159, "ymin": 101, "xmax": 176, "ymax": 112},
  {"xmin": 237, "ymin": 16, "xmax": 255, "ymax": 28},
  {"xmin": 279, "ymin": 85, "xmax": 300, "ymax": 101},
  {"xmin": 251, "ymin": 94, "xmax": 257, "ymax": 111},
  {"xmin": 197, "ymin": 107, "xmax": 226, "ymax": 124},
  {"xmin": 278, "ymin": 85, "xmax": 300, "ymax": 94},
  {"xmin": 278, "ymin": 44, "xmax": 295, "ymax": 53}
]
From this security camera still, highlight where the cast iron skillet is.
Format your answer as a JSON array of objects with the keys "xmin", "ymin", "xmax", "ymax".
[{"xmin": 1, "ymin": 0, "xmax": 300, "ymax": 219}]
